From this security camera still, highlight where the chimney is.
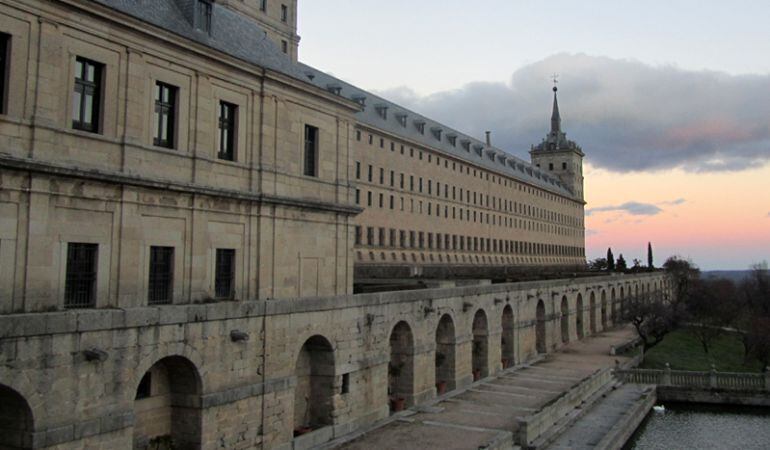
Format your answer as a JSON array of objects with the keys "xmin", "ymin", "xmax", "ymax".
[{"xmin": 485, "ymin": 131, "xmax": 491, "ymax": 146}]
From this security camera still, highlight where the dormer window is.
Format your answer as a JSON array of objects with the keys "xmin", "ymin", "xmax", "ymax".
[
  {"xmin": 473, "ymin": 145, "xmax": 483, "ymax": 157},
  {"xmin": 395, "ymin": 113, "xmax": 408, "ymax": 127},
  {"xmin": 326, "ymin": 84, "xmax": 341, "ymax": 95},
  {"xmin": 461, "ymin": 140, "xmax": 470, "ymax": 151},
  {"xmin": 414, "ymin": 120, "xmax": 425, "ymax": 134},
  {"xmin": 352, "ymin": 95, "xmax": 366, "ymax": 106},
  {"xmin": 375, "ymin": 104, "xmax": 388, "ymax": 120},
  {"xmin": 196, "ymin": 0, "xmax": 212, "ymax": 34},
  {"xmin": 430, "ymin": 127, "xmax": 442, "ymax": 141},
  {"xmin": 304, "ymin": 72, "xmax": 315, "ymax": 81},
  {"xmin": 447, "ymin": 134, "xmax": 457, "ymax": 146}
]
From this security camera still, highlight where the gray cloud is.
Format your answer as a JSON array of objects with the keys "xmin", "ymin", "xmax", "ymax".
[
  {"xmin": 661, "ymin": 198, "xmax": 686, "ymax": 206},
  {"xmin": 374, "ymin": 53, "xmax": 770, "ymax": 173},
  {"xmin": 587, "ymin": 202, "xmax": 663, "ymax": 217}
]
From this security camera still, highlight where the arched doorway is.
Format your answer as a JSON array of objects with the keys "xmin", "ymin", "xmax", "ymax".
[
  {"xmin": 294, "ymin": 335, "xmax": 335, "ymax": 433},
  {"xmin": 589, "ymin": 292, "xmax": 597, "ymax": 334},
  {"xmin": 560, "ymin": 296, "xmax": 569, "ymax": 344},
  {"xmin": 611, "ymin": 288, "xmax": 617, "ymax": 324},
  {"xmin": 601, "ymin": 290, "xmax": 608, "ymax": 330},
  {"xmin": 133, "ymin": 356, "xmax": 202, "ymax": 449},
  {"xmin": 536, "ymin": 300, "xmax": 547, "ymax": 353},
  {"xmin": 501, "ymin": 305, "xmax": 515, "ymax": 368},
  {"xmin": 389, "ymin": 321, "xmax": 415, "ymax": 411},
  {"xmin": 472, "ymin": 310, "xmax": 489, "ymax": 380},
  {"xmin": 435, "ymin": 315, "xmax": 456, "ymax": 394},
  {"xmin": 576, "ymin": 294, "xmax": 585, "ymax": 339},
  {"xmin": 0, "ymin": 385, "xmax": 33, "ymax": 450}
]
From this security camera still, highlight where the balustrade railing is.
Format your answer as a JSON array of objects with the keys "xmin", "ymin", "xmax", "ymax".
[{"xmin": 615, "ymin": 364, "xmax": 770, "ymax": 392}]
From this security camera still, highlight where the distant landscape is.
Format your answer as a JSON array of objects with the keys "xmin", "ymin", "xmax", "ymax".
[{"xmin": 702, "ymin": 270, "xmax": 753, "ymax": 283}]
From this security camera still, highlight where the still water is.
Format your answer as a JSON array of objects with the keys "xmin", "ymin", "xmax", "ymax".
[{"xmin": 624, "ymin": 403, "xmax": 770, "ymax": 450}]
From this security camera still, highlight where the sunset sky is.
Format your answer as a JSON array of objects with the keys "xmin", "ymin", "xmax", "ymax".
[{"xmin": 299, "ymin": 1, "xmax": 770, "ymax": 270}]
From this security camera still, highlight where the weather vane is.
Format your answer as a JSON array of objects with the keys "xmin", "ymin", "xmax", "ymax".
[{"xmin": 551, "ymin": 73, "xmax": 559, "ymax": 92}]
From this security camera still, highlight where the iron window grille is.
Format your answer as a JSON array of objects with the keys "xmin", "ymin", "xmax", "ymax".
[
  {"xmin": 218, "ymin": 101, "xmax": 237, "ymax": 161},
  {"xmin": 72, "ymin": 57, "xmax": 102, "ymax": 133},
  {"xmin": 215, "ymin": 249, "xmax": 235, "ymax": 299},
  {"xmin": 0, "ymin": 33, "xmax": 9, "ymax": 115},
  {"xmin": 153, "ymin": 82, "xmax": 177, "ymax": 148},
  {"xmin": 148, "ymin": 246, "xmax": 174, "ymax": 305},
  {"xmin": 304, "ymin": 125, "xmax": 318, "ymax": 176},
  {"xmin": 64, "ymin": 243, "xmax": 98, "ymax": 309}
]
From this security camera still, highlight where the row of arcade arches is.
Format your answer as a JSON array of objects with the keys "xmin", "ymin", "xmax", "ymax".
[{"xmin": 0, "ymin": 282, "xmax": 663, "ymax": 449}]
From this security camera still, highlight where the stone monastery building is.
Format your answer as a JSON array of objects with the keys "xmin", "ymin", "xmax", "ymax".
[{"xmin": 0, "ymin": 1, "xmax": 667, "ymax": 450}]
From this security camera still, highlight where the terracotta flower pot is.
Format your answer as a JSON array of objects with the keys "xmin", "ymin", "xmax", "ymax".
[
  {"xmin": 390, "ymin": 397, "xmax": 406, "ymax": 412},
  {"xmin": 501, "ymin": 358, "xmax": 509, "ymax": 369},
  {"xmin": 473, "ymin": 369, "xmax": 481, "ymax": 381},
  {"xmin": 436, "ymin": 380, "xmax": 448, "ymax": 395}
]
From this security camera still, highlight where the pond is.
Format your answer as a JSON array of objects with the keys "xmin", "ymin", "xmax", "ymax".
[{"xmin": 624, "ymin": 403, "xmax": 770, "ymax": 450}]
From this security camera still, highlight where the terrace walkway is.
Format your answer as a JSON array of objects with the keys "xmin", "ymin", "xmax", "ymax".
[{"xmin": 325, "ymin": 327, "xmax": 639, "ymax": 450}]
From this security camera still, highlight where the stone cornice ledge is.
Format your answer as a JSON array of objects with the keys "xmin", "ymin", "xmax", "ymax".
[{"xmin": 0, "ymin": 154, "xmax": 362, "ymax": 215}]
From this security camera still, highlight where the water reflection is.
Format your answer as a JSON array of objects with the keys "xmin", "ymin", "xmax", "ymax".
[{"xmin": 625, "ymin": 403, "xmax": 770, "ymax": 450}]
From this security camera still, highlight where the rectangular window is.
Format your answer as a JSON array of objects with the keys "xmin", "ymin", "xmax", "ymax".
[
  {"xmin": 281, "ymin": 40, "xmax": 288, "ymax": 54},
  {"xmin": 72, "ymin": 57, "xmax": 102, "ymax": 133},
  {"xmin": 355, "ymin": 161, "xmax": 361, "ymax": 179},
  {"xmin": 281, "ymin": 4, "xmax": 288, "ymax": 22},
  {"xmin": 153, "ymin": 81, "xmax": 177, "ymax": 148},
  {"xmin": 368, "ymin": 165, "xmax": 373, "ymax": 182},
  {"xmin": 260, "ymin": 0, "xmax": 267, "ymax": 11},
  {"xmin": 304, "ymin": 124, "xmax": 319, "ymax": 176},
  {"xmin": 0, "ymin": 33, "xmax": 9, "ymax": 115},
  {"xmin": 148, "ymin": 246, "xmax": 174, "ymax": 305},
  {"xmin": 215, "ymin": 249, "xmax": 235, "ymax": 299},
  {"xmin": 196, "ymin": 0, "xmax": 212, "ymax": 33},
  {"xmin": 64, "ymin": 243, "xmax": 98, "ymax": 309},
  {"xmin": 367, "ymin": 227, "xmax": 374, "ymax": 246},
  {"xmin": 218, "ymin": 101, "xmax": 237, "ymax": 161},
  {"xmin": 355, "ymin": 226, "xmax": 362, "ymax": 245},
  {"xmin": 355, "ymin": 189, "xmax": 360, "ymax": 205}
]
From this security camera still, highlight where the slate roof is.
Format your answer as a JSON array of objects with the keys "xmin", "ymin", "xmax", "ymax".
[
  {"xmin": 299, "ymin": 64, "xmax": 576, "ymax": 198},
  {"xmin": 91, "ymin": 0, "xmax": 576, "ymax": 198}
]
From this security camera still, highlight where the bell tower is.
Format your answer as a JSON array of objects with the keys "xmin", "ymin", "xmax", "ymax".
[{"xmin": 530, "ymin": 85, "xmax": 585, "ymax": 200}]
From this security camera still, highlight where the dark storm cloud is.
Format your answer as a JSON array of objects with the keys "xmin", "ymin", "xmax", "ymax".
[{"xmin": 374, "ymin": 54, "xmax": 770, "ymax": 173}]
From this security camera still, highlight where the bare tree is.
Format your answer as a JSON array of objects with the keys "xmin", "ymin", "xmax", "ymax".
[
  {"xmin": 687, "ymin": 277, "xmax": 738, "ymax": 354},
  {"xmin": 624, "ymin": 293, "xmax": 680, "ymax": 353}
]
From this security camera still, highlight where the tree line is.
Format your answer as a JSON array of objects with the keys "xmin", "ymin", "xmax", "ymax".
[{"xmin": 624, "ymin": 257, "xmax": 770, "ymax": 369}]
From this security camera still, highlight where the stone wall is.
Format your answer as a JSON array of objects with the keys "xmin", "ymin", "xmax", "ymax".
[{"xmin": 0, "ymin": 272, "xmax": 669, "ymax": 449}]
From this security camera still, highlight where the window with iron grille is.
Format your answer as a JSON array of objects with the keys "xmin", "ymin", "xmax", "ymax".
[
  {"xmin": 72, "ymin": 57, "xmax": 102, "ymax": 133},
  {"xmin": 153, "ymin": 82, "xmax": 177, "ymax": 148},
  {"xmin": 218, "ymin": 101, "xmax": 237, "ymax": 161},
  {"xmin": 64, "ymin": 243, "xmax": 98, "ymax": 309},
  {"xmin": 304, "ymin": 124, "xmax": 318, "ymax": 176},
  {"xmin": 196, "ymin": 0, "xmax": 212, "ymax": 33},
  {"xmin": 0, "ymin": 33, "xmax": 9, "ymax": 115},
  {"xmin": 215, "ymin": 249, "xmax": 235, "ymax": 299},
  {"xmin": 148, "ymin": 246, "xmax": 174, "ymax": 305}
]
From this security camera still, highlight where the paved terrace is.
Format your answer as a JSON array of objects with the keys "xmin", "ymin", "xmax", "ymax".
[{"xmin": 328, "ymin": 327, "xmax": 638, "ymax": 450}]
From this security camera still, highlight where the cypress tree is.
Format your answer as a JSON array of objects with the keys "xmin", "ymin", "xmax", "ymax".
[
  {"xmin": 607, "ymin": 248, "xmax": 615, "ymax": 271},
  {"xmin": 647, "ymin": 242, "xmax": 654, "ymax": 269},
  {"xmin": 617, "ymin": 254, "xmax": 628, "ymax": 271}
]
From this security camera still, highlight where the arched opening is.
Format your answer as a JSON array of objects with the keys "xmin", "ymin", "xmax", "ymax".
[
  {"xmin": 389, "ymin": 321, "xmax": 415, "ymax": 412},
  {"xmin": 611, "ymin": 288, "xmax": 617, "ymax": 324},
  {"xmin": 294, "ymin": 335, "xmax": 335, "ymax": 434},
  {"xmin": 560, "ymin": 296, "xmax": 569, "ymax": 344},
  {"xmin": 501, "ymin": 305, "xmax": 515, "ymax": 368},
  {"xmin": 620, "ymin": 286, "xmax": 625, "ymax": 318},
  {"xmin": 601, "ymin": 290, "xmax": 608, "ymax": 330},
  {"xmin": 133, "ymin": 356, "xmax": 202, "ymax": 449},
  {"xmin": 536, "ymin": 300, "xmax": 547, "ymax": 353},
  {"xmin": 435, "ymin": 314, "xmax": 457, "ymax": 394},
  {"xmin": 0, "ymin": 385, "xmax": 33, "ymax": 450},
  {"xmin": 576, "ymin": 294, "xmax": 584, "ymax": 339},
  {"xmin": 589, "ymin": 292, "xmax": 597, "ymax": 334},
  {"xmin": 471, "ymin": 310, "xmax": 489, "ymax": 380}
]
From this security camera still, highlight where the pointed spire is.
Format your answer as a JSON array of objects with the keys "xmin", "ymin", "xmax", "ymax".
[{"xmin": 551, "ymin": 86, "xmax": 561, "ymax": 134}]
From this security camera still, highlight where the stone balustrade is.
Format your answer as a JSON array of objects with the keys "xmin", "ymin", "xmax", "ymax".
[{"xmin": 615, "ymin": 365, "xmax": 770, "ymax": 392}]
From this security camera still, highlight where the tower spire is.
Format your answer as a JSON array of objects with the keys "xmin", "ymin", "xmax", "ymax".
[{"xmin": 551, "ymin": 86, "xmax": 561, "ymax": 134}]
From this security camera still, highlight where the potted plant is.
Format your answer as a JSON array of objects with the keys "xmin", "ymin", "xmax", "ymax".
[
  {"xmin": 436, "ymin": 380, "xmax": 448, "ymax": 395},
  {"xmin": 390, "ymin": 396, "xmax": 406, "ymax": 412},
  {"xmin": 501, "ymin": 358, "xmax": 509, "ymax": 369},
  {"xmin": 473, "ymin": 369, "xmax": 481, "ymax": 381}
]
